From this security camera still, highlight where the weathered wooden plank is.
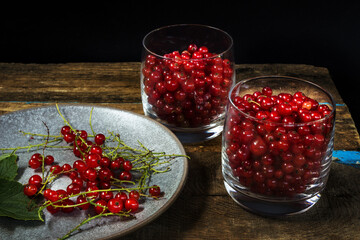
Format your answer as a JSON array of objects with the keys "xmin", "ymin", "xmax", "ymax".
[
  {"xmin": 0, "ymin": 62, "xmax": 141, "ymax": 102},
  {"xmin": 0, "ymin": 63, "xmax": 345, "ymax": 105}
]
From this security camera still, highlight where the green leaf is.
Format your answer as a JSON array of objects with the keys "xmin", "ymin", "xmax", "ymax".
[
  {"xmin": 0, "ymin": 154, "xmax": 18, "ymax": 180},
  {"xmin": 0, "ymin": 178, "xmax": 41, "ymax": 221}
]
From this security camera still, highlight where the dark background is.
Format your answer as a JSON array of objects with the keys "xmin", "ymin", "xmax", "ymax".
[{"xmin": 1, "ymin": 2, "xmax": 359, "ymax": 132}]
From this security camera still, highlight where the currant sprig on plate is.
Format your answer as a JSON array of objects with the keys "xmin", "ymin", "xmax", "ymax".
[{"xmin": 3, "ymin": 104, "xmax": 188, "ymax": 240}]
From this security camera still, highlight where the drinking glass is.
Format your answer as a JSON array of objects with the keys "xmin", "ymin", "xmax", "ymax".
[
  {"xmin": 141, "ymin": 24, "xmax": 235, "ymax": 143},
  {"xmin": 222, "ymin": 76, "xmax": 336, "ymax": 216}
]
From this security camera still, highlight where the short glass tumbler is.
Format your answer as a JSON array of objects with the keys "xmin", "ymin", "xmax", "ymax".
[
  {"xmin": 141, "ymin": 24, "xmax": 235, "ymax": 143},
  {"xmin": 222, "ymin": 76, "xmax": 336, "ymax": 216}
]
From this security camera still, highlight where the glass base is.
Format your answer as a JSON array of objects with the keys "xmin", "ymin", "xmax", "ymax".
[
  {"xmin": 169, "ymin": 124, "xmax": 223, "ymax": 143},
  {"xmin": 224, "ymin": 181, "xmax": 321, "ymax": 217},
  {"xmin": 143, "ymin": 105, "xmax": 224, "ymax": 143}
]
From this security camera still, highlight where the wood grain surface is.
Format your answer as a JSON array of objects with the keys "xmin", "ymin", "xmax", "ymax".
[{"xmin": 0, "ymin": 62, "xmax": 359, "ymax": 239}]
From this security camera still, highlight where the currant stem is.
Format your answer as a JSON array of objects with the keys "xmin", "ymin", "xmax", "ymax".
[{"xmin": 59, "ymin": 211, "xmax": 132, "ymax": 240}]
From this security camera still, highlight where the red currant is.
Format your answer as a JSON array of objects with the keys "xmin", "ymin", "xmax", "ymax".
[
  {"xmin": 86, "ymin": 153, "xmax": 101, "ymax": 168},
  {"xmin": 149, "ymin": 185, "xmax": 161, "ymax": 197},
  {"xmin": 111, "ymin": 157, "xmax": 124, "ymax": 170},
  {"xmin": 95, "ymin": 133, "xmax": 106, "ymax": 145},
  {"xmin": 119, "ymin": 171, "xmax": 132, "ymax": 181},
  {"xmin": 95, "ymin": 199, "xmax": 108, "ymax": 214},
  {"xmin": 76, "ymin": 195, "xmax": 90, "ymax": 210},
  {"xmin": 107, "ymin": 198, "xmax": 123, "ymax": 213},
  {"xmin": 122, "ymin": 160, "xmax": 132, "ymax": 171},
  {"xmin": 100, "ymin": 191, "xmax": 114, "ymax": 201},
  {"xmin": 73, "ymin": 160, "xmax": 87, "ymax": 172},
  {"xmin": 60, "ymin": 125, "xmax": 71, "ymax": 135},
  {"xmin": 61, "ymin": 199, "xmax": 75, "ymax": 213},
  {"xmin": 23, "ymin": 184, "xmax": 38, "ymax": 196},
  {"xmin": 28, "ymin": 174, "xmax": 42, "ymax": 188},
  {"xmin": 129, "ymin": 190, "xmax": 140, "ymax": 200},
  {"xmin": 125, "ymin": 198, "xmax": 139, "ymax": 212},
  {"xmin": 44, "ymin": 155, "xmax": 54, "ymax": 165},
  {"xmin": 50, "ymin": 165, "xmax": 62, "ymax": 175},
  {"xmin": 115, "ymin": 192, "xmax": 128, "ymax": 202}
]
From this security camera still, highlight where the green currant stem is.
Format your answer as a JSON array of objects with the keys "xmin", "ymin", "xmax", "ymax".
[
  {"xmin": 59, "ymin": 211, "xmax": 132, "ymax": 240},
  {"xmin": 56, "ymin": 104, "xmax": 76, "ymax": 133},
  {"xmin": 89, "ymin": 107, "xmax": 96, "ymax": 137},
  {"xmin": 19, "ymin": 130, "xmax": 62, "ymax": 139},
  {"xmin": 110, "ymin": 177, "xmax": 136, "ymax": 185},
  {"xmin": 0, "ymin": 139, "xmax": 67, "ymax": 152}
]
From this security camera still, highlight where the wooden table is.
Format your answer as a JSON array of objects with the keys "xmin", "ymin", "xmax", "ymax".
[{"xmin": 1, "ymin": 62, "xmax": 360, "ymax": 239}]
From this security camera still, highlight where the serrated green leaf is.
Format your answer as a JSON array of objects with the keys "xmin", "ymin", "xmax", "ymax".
[
  {"xmin": 0, "ymin": 178, "xmax": 41, "ymax": 221},
  {"xmin": 0, "ymin": 154, "xmax": 18, "ymax": 180}
]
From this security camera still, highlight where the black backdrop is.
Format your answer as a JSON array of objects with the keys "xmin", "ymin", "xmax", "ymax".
[{"xmin": 1, "ymin": 2, "xmax": 360, "ymax": 132}]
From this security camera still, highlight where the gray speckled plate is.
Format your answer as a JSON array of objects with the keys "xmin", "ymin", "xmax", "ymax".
[{"xmin": 0, "ymin": 104, "xmax": 188, "ymax": 240}]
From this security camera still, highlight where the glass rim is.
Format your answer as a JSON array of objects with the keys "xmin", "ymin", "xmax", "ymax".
[
  {"xmin": 142, "ymin": 24, "xmax": 234, "ymax": 61},
  {"xmin": 228, "ymin": 75, "xmax": 336, "ymax": 127}
]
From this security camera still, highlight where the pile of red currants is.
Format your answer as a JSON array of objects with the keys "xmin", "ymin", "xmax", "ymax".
[
  {"xmin": 24, "ymin": 126, "xmax": 162, "ymax": 215},
  {"xmin": 224, "ymin": 86, "xmax": 335, "ymax": 198},
  {"xmin": 142, "ymin": 44, "xmax": 234, "ymax": 127}
]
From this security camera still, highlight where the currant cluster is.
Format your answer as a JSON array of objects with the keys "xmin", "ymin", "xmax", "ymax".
[
  {"xmin": 23, "ymin": 126, "xmax": 162, "ymax": 215},
  {"xmin": 224, "ymin": 87, "xmax": 335, "ymax": 197},
  {"xmin": 142, "ymin": 44, "xmax": 234, "ymax": 127}
]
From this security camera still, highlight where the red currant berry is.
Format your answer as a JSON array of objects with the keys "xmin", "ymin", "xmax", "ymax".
[
  {"xmin": 99, "ymin": 156, "xmax": 111, "ymax": 168},
  {"xmin": 84, "ymin": 168, "xmax": 98, "ymax": 182},
  {"xmin": 95, "ymin": 199, "xmax": 108, "ymax": 214},
  {"xmin": 149, "ymin": 185, "xmax": 161, "ymax": 197},
  {"xmin": 48, "ymin": 190, "xmax": 60, "ymax": 202},
  {"xmin": 28, "ymin": 153, "xmax": 42, "ymax": 169},
  {"xmin": 111, "ymin": 157, "xmax": 124, "ymax": 170},
  {"xmin": 125, "ymin": 198, "xmax": 139, "ymax": 212},
  {"xmin": 119, "ymin": 171, "xmax": 132, "ymax": 181},
  {"xmin": 188, "ymin": 44, "xmax": 198, "ymax": 53},
  {"xmin": 122, "ymin": 160, "xmax": 132, "ymax": 171},
  {"xmin": 73, "ymin": 160, "xmax": 87, "ymax": 172},
  {"xmin": 66, "ymin": 183, "xmax": 81, "ymax": 195},
  {"xmin": 86, "ymin": 186, "xmax": 99, "ymax": 199},
  {"xmin": 98, "ymin": 167, "xmax": 113, "ymax": 182},
  {"xmin": 100, "ymin": 191, "xmax": 114, "ymax": 201},
  {"xmin": 107, "ymin": 198, "xmax": 123, "ymax": 213},
  {"xmin": 63, "ymin": 132, "xmax": 75, "ymax": 143},
  {"xmin": 262, "ymin": 86, "xmax": 273, "ymax": 97},
  {"xmin": 129, "ymin": 190, "xmax": 140, "ymax": 200},
  {"xmin": 76, "ymin": 195, "xmax": 90, "ymax": 210},
  {"xmin": 62, "ymin": 163, "xmax": 72, "ymax": 174},
  {"xmin": 90, "ymin": 145, "xmax": 102, "ymax": 156},
  {"xmin": 23, "ymin": 184, "xmax": 38, "ymax": 196},
  {"xmin": 72, "ymin": 177, "xmax": 84, "ymax": 187},
  {"xmin": 61, "ymin": 199, "xmax": 75, "ymax": 213},
  {"xmin": 44, "ymin": 155, "xmax": 54, "ymax": 165},
  {"xmin": 60, "ymin": 125, "xmax": 71, "ymax": 135},
  {"xmin": 56, "ymin": 189, "xmax": 69, "ymax": 201},
  {"xmin": 78, "ymin": 130, "xmax": 88, "ymax": 140},
  {"xmin": 47, "ymin": 205, "xmax": 59, "ymax": 214},
  {"xmin": 250, "ymin": 137, "xmax": 267, "ymax": 157},
  {"xmin": 86, "ymin": 153, "xmax": 101, "ymax": 168},
  {"xmin": 28, "ymin": 174, "xmax": 42, "ymax": 188},
  {"xmin": 50, "ymin": 165, "xmax": 62, "ymax": 175},
  {"xmin": 115, "ymin": 192, "xmax": 128, "ymax": 202},
  {"xmin": 95, "ymin": 133, "xmax": 106, "ymax": 145}
]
